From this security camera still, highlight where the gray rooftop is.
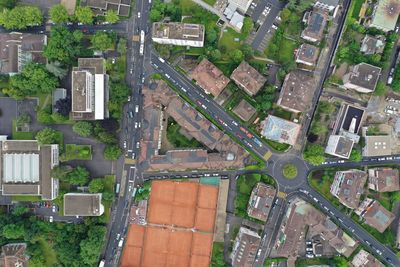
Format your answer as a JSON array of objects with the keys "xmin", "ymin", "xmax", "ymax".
[{"xmin": 64, "ymin": 193, "xmax": 104, "ymax": 216}]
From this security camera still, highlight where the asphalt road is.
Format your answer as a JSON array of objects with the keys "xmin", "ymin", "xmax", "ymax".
[{"xmin": 150, "ymin": 53, "xmax": 272, "ymax": 160}]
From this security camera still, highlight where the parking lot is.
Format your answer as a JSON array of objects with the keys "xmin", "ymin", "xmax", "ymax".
[{"xmin": 0, "ymin": 98, "xmax": 18, "ymax": 136}]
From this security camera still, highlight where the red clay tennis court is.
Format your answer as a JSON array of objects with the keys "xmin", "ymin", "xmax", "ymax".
[{"xmin": 120, "ymin": 180, "xmax": 219, "ymax": 267}]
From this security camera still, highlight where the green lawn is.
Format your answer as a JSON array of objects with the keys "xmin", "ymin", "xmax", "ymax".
[
  {"xmin": 11, "ymin": 195, "xmax": 41, "ymax": 202},
  {"xmin": 272, "ymin": 107, "xmax": 292, "ymax": 120},
  {"xmin": 265, "ymin": 139, "xmax": 290, "ymax": 152},
  {"xmin": 166, "ymin": 118, "xmax": 203, "ymax": 148},
  {"xmin": 202, "ymin": 0, "xmax": 216, "ymax": 6},
  {"xmin": 100, "ymin": 175, "xmax": 116, "ymax": 223},
  {"xmin": 0, "ymin": 75, "xmax": 9, "ymax": 90},
  {"xmin": 210, "ymin": 242, "xmax": 229, "ymax": 267},
  {"xmin": 61, "ymin": 144, "xmax": 92, "ymax": 161},
  {"xmin": 12, "ymin": 120, "xmax": 34, "ymax": 140},
  {"xmin": 219, "ymin": 28, "xmax": 244, "ymax": 51},
  {"xmin": 351, "ymin": 0, "xmax": 364, "ymax": 20}
]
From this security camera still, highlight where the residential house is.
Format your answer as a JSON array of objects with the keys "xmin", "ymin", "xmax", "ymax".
[
  {"xmin": 0, "ymin": 243, "xmax": 29, "ymax": 267},
  {"xmin": 80, "ymin": 0, "xmax": 131, "ymax": 16},
  {"xmin": 151, "ymin": 22, "xmax": 205, "ymax": 48},
  {"xmin": 230, "ymin": 61, "xmax": 266, "ymax": 96},
  {"xmin": 325, "ymin": 135, "xmax": 354, "ymax": 159},
  {"xmin": 301, "ymin": 10, "xmax": 328, "ymax": 43},
  {"xmin": 64, "ymin": 193, "xmax": 105, "ymax": 216},
  {"xmin": 368, "ymin": 168, "xmax": 399, "ymax": 192},
  {"xmin": 332, "ymin": 103, "xmax": 365, "ymax": 143},
  {"xmin": 190, "ymin": 59, "xmax": 229, "ymax": 97},
  {"xmin": 343, "ymin": 63, "xmax": 381, "ymax": 93},
  {"xmin": 0, "ymin": 137, "xmax": 59, "ymax": 200},
  {"xmin": 247, "ymin": 183, "xmax": 276, "ymax": 222},
  {"xmin": 330, "ymin": 170, "xmax": 367, "ymax": 209},
  {"xmin": 295, "ymin": 44, "xmax": 320, "ymax": 67},
  {"xmin": 276, "ymin": 70, "xmax": 315, "ymax": 113},
  {"xmin": 355, "ymin": 198, "xmax": 395, "ymax": 233},
  {"xmin": 351, "ymin": 249, "xmax": 385, "ymax": 267},
  {"xmin": 260, "ymin": 115, "xmax": 301, "ymax": 146},
  {"xmin": 224, "ymin": 5, "xmax": 245, "ymax": 32},
  {"xmin": 232, "ymin": 99, "xmax": 257, "ymax": 121},
  {"xmin": 71, "ymin": 58, "xmax": 109, "ymax": 120},
  {"xmin": 0, "ymin": 32, "xmax": 47, "ymax": 75},
  {"xmin": 231, "ymin": 227, "xmax": 261, "ymax": 267},
  {"xmin": 360, "ymin": 35, "xmax": 385, "ymax": 55},
  {"xmin": 368, "ymin": 0, "xmax": 400, "ymax": 32}
]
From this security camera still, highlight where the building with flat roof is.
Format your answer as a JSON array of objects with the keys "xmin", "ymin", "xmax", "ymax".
[
  {"xmin": 80, "ymin": 0, "xmax": 131, "ymax": 16},
  {"xmin": 295, "ymin": 43, "xmax": 320, "ymax": 67},
  {"xmin": 356, "ymin": 198, "xmax": 395, "ymax": 233},
  {"xmin": 0, "ymin": 138, "xmax": 59, "ymax": 200},
  {"xmin": 247, "ymin": 183, "xmax": 276, "ymax": 222},
  {"xmin": 301, "ymin": 10, "xmax": 328, "ymax": 43},
  {"xmin": 332, "ymin": 103, "xmax": 365, "ymax": 144},
  {"xmin": 227, "ymin": 0, "xmax": 253, "ymax": 13},
  {"xmin": 343, "ymin": 63, "xmax": 381, "ymax": 93},
  {"xmin": 64, "ymin": 193, "xmax": 104, "ymax": 216},
  {"xmin": 0, "ymin": 32, "xmax": 47, "ymax": 75},
  {"xmin": 232, "ymin": 99, "xmax": 257, "ymax": 121},
  {"xmin": 362, "ymin": 135, "xmax": 392, "ymax": 157},
  {"xmin": 360, "ymin": 35, "xmax": 385, "ymax": 55},
  {"xmin": 368, "ymin": 168, "xmax": 399, "ymax": 192},
  {"xmin": 190, "ymin": 59, "xmax": 229, "ymax": 97},
  {"xmin": 368, "ymin": 0, "xmax": 400, "ymax": 32},
  {"xmin": 224, "ymin": 4, "xmax": 245, "ymax": 31},
  {"xmin": 71, "ymin": 58, "xmax": 109, "ymax": 120},
  {"xmin": 314, "ymin": 0, "xmax": 339, "ymax": 11},
  {"xmin": 152, "ymin": 22, "xmax": 205, "ymax": 47},
  {"xmin": 351, "ymin": 249, "xmax": 385, "ymax": 267},
  {"xmin": 231, "ymin": 227, "xmax": 261, "ymax": 267},
  {"xmin": 230, "ymin": 61, "xmax": 266, "ymax": 96},
  {"xmin": 260, "ymin": 115, "xmax": 301, "ymax": 146},
  {"xmin": 330, "ymin": 170, "xmax": 367, "ymax": 209},
  {"xmin": 325, "ymin": 135, "xmax": 354, "ymax": 159},
  {"xmin": 0, "ymin": 243, "xmax": 29, "ymax": 267},
  {"xmin": 276, "ymin": 70, "xmax": 315, "ymax": 113}
]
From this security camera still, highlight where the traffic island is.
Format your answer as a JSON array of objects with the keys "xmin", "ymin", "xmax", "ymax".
[{"xmin": 282, "ymin": 163, "xmax": 298, "ymax": 179}]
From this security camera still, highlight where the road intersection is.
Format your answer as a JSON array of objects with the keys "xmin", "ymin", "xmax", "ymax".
[{"xmin": 94, "ymin": 0, "xmax": 400, "ymax": 266}]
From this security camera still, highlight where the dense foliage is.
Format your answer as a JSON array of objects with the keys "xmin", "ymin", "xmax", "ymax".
[{"xmin": 0, "ymin": 5, "xmax": 42, "ymax": 29}]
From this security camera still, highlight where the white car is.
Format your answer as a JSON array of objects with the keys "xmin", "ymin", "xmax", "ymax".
[
  {"xmin": 138, "ymin": 12, "xmax": 141, "ymax": 18},
  {"xmin": 49, "ymin": 216, "xmax": 54, "ymax": 223},
  {"xmin": 52, "ymin": 205, "xmax": 57, "ymax": 213},
  {"xmin": 132, "ymin": 153, "xmax": 136, "ymax": 159},
  {"xmin": 134, "ymin": 122, "xmax": 138, "ymax": 128},
  {"xmin": 136, "ymin": 142, "xmax": 140, "ymax": 149},
  {"xmin": 123, "ymin": 141, "xmax": 127, "ymax": 148},
  {"xmin": 128, "ymin": 96, "xmax": 131, "ymax": 102}
]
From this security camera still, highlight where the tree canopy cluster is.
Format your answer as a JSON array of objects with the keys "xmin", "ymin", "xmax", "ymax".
[
  {"xmin": 91, "ymin": 31, "xmax": 116, "ymax": 51},
  {"xmin": 0, "ymin": 5, "xmax": 42, "ymax": 29},
  {"xmin": 0, "ymin": 205, "xmax": 106, "ymax": 266},
  {"xmin": 5, "ymin": 63, "xmax": 59, "ymax": 99},
  {"xmin": 150, "ymin": 0, "xmax": 182, "ymax": 22},
  {"xmin": 304, "ymin": 144, "xmax": 326, "ymax": 166}
]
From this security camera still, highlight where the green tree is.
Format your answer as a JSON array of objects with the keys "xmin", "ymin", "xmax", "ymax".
[
  {"xmin": 10, "ymin": 63, "xmax": 59, "ymax": 97},
  {"xmin": 72, "ymin": 121, "xmax": 93, "ymax": 137},
  {"xmin": 46, "ymin": 61, "xmax": 68, "ymax": 79},
  {"xmin": 3, "ymin": 224, "xmax": 25, "ymax": 239},
  {"xmin": 280, "ymin": 8, "xmax": 291, "ymax": 23},
  {"xmin": 303, "ymin": 144, "xmax": 326, "ymax": 166},
  {"xmin": 35, "ymin": 128, "xmax": 59, "ymax": 145},
  {"xmin": 230, "ymin": 49, "xmax": 244, "ymax": 64},
  {"xmin": 51, "ymin": 112, "xmax": 68, "ymax": 123},
  {"xmin": 37, "ymin": 108, "xmax": 54, "ymax": 124},
  {"xmin": 0, "ymin": 0, "xmax": 17, "ymax": 10},
  {"xmin": 68, "ymin": 166, "xmax": 89, "ymax": 186},
  {"xmin": 97, "ymin": 131, "xmax": 117, "ymax": 144},
  {"xmin": 287, "ymin": 0, "xmax": 314, "ymax": 12},
  {"xmin": 16, "ymin": 113, "xmax": 31, "ymax": 127},
  {"xmin": 75, "ymin": 6, "xmax": 93, "ymax": 24},
  {"xmin": 49, "ymin": 4, "xmax": 69, "ymax": 24},
  {"xmin": 44, "ymin": 26, "xmax": 83, "ymax": 64},
  {"xmin": 110, "ymin": 81, "xmax": 130, "ymax": 102},
  {"xmin": 241, "ymin": 17, "xmax": 253, "ymax": 35},
  {"xmin": 0, "ymin": 6, "xmax": 42, "ymax": 29},
  {"xmin": 150, "ymin": 9, "xmax": 162, "ymax": 22},
  {"xmin": 104, "ymin": 144, "xmax": 122, "ymax": 160},
  {"xmin": 317, "ymin": 101, "xmax": 336, "ymax": 114},
  {"xmin": 206, "ymin": 28, "xmax": 217, "ymax": 44},
  {"xmin": 91, "ymin": 32, "xmax": 115, "ymax": 51},
  {"xmin": 210, "ymin": 49, "xmax": 221, "ymax": 61},
  {"xmin": 88, "ymin": 178, "xmax": 105, "ymax": 193},
  {"xmin": 349, "ymin": 149, "xmax": 362, "ymax": 162},
  {"xmin": 51, "ymin": 165, "xmax": 72, "ymax": 182},
  {"xmin": 105, "ymin": 10, "xmax": 119, "ymax": 23},
  {"xmin": 80, "ymin": 226, "xmax": 106, "ymax": 266},
  {"xmin": 12, "ymin": 205, "xmax": 29, "ymax": 216},
  {"xmin": 241, "ymin": 44, "xmax": 253, "ymax": 61},
  {"xmin": 311, "ymin": 121, "xmax": 328, "ymax": 135}
]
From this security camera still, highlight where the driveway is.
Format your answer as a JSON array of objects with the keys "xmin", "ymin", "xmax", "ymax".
[{"xmin": 0, "ymin": 97, "xmax": 18, "ymax": 136}]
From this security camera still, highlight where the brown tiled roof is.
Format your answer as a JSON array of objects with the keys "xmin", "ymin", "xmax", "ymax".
[
  {"xmin": 230, "ymin": 61, "xmax": 266, "ymax": 96},
  {"xmin": 190, "ymin": 59, "xmax": 229, "ymax": 97},
  {"xmin": 368, "ymin": 168, "xmax": 399, "ymax": 192},
  {"xmin": 330, "ymin": 170, "xmax": 367, "ymax": 209},
  {"xmin": 232, "ymin": 99, "xmax": 257, "ymax": 122},
  {"xmin": 0, "ymin": 243, "xmax": 29, "ymax": 267}
]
